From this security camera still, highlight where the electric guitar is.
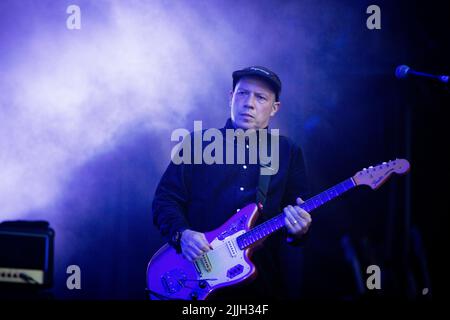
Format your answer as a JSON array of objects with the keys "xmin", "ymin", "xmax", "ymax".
[{"xmin": 146, "ymin": 159, "xmax": 410, "ymax": 300}]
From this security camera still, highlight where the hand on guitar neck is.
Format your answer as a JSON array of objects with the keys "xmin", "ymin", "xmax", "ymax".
[{"xmin": 284, "ymin": 197, "xmax": 312, "ymax": 240}]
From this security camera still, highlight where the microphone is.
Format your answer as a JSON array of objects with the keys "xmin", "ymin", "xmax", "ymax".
[{"xmin": 395, "ymin": 65, "xmax": 449, "ymax": 84}]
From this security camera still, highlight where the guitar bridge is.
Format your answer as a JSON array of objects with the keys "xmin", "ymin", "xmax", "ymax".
[{"xmin": 161, "ymin": 269, "xmax": 187, "ymax": 294}]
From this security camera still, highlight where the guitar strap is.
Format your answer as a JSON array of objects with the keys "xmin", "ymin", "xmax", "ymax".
[{"xmin": 256, "ymin": 163, "xmax": 272, "ymax": 212}]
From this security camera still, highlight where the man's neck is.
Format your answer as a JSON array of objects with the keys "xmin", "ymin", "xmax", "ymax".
[{"xmin": 229, "ymin": 119, "xmax": 269, "ymax": 130}]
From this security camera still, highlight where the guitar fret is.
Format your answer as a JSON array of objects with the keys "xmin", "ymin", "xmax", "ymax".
[
  {"xmin": 303, "ymin": 203, "xmax": 312, "ymax": 212},
  {"xmin": 336, "ymin": 183, "xmax": 345, "ymax": 194},
  {"xmin": 278, "ymin": 216, "xmax": 284, "ymax": 228},
  {"xmin": 342, "ymin": 181, "xmax": 349, "ymax": 190},
  {"xmin": 345, "ymin": 178, "xmax": 356, "ymax": 189},
  {"xmin": 331, "ymin": 188, "xmax": 338, "ymax": 197},
  {"xmin": 327, "ymin": 188, "xmax": 335, "ymax": 198},
  {"xmin": 314, "ymin": 197, "xmax": 321, "ymax": 208}
]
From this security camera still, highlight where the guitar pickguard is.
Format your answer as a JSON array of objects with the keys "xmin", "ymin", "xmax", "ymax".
[{"xmin": 196, "ymin": 230, "xmax": 252, "ymax": 288}]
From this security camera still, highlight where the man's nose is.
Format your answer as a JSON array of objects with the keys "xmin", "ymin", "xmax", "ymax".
[{"xmin": 243, "ymin": 93, "xmax": 256, "ymax": 109}]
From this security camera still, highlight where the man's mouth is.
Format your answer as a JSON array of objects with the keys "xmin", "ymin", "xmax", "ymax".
[{"xmin": 240, "ymin": 113, "xmax": 254, "ymax": 119}]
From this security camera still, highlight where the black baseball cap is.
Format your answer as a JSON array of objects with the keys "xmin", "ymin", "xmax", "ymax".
[{"xmin": 232, "ymin": 66, "xmax": 282, "ymax": 101}]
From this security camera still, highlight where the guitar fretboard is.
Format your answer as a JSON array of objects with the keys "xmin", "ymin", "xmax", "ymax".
[{"xmin": 236, "ymin": 177, "xmax": 356, "ymax": 250}]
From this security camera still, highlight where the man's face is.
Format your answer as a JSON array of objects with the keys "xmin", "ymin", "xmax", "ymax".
[{"xmin": 230, "ymin": 77, "xmax": 280, "ymax": 130}]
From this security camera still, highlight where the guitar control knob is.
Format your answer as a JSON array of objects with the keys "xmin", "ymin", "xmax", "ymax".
[
  {"xmin": 190, "ymin": 291, "xmax": 198, "ymax": 300},
  {"xmin": 199, "ymin": 280, "xmax": 207, "ymax": 289}
]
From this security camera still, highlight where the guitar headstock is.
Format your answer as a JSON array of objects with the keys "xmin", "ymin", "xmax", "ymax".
[{"xmin": 353, "ymin": 159, "xmax": 410, "ymax": 190}]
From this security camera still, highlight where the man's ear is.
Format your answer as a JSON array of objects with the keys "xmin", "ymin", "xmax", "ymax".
[
  {"xmin": 271, "ymin": 101, "xmax": 281, "ymax": 116},
  {"xmin": 229, "ymin": 90, "xmax": 234, "ymax": 107}
]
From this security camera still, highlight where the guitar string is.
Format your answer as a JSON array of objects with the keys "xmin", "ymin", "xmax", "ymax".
[{"xmin": 194, "ymin": 217, "xmax": 286, "ymax": 262}]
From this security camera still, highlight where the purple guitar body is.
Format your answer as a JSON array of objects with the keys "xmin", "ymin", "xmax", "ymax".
[{"xmin": 147, "ymin": 203, "xmax": 260, "ymax": 300}]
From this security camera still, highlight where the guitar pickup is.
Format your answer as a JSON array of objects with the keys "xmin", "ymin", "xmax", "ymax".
[
  {"xmin": 195, "ymin": 253, "xmax": 212, "ymax": 273},
  {"xmin": 226, "ymin": 240, "xmax": 237, "ymax": 257},
  {"xmin": 226, "ymin": 264, "xmax": 244, "ymax": 279}
]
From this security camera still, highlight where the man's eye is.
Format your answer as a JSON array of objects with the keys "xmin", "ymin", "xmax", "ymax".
[
  {"xmin": 238, "ymin": 91, "xmax": 247, "ymax": 95},
  {"xmin": 257, "ymin": 95, "xmax": 267, "ymax": 101}
]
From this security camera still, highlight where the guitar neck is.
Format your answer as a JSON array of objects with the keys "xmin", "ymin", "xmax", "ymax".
[{"xmin": 236, "ymin": 177, "xmax": 357, "ymax": 250}]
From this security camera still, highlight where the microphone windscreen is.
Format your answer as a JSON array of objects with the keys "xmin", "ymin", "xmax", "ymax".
[{"xmin": 395, "ymin": 65, "xmax": 410, "ymax": 79}]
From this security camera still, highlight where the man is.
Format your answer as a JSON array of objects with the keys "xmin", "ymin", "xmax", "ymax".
[{"xmin": 152, "ymin": 66, "xmax": 312, "ymax": 300}]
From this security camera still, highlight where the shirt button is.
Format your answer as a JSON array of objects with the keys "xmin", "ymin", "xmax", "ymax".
[
  {"xmin": 239, "ymin": 187, "xmax": 244, "ymax": 191},
  {"xmin": 243, "ymin": 165, "xmax": 247, "ymax": 169},
  {"xmin": 245, "ymin": 144, "xmax": 249, "ymax": 149}
]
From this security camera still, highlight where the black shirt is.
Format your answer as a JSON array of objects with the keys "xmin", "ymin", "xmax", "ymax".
[{"xmin": 152, "ymin": 118, "xmax": 310, "ymax": 299}]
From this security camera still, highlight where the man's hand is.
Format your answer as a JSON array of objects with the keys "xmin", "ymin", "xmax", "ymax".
[
  {"xmin": 180, "ymin": 229, "xmax": 213, "ymax": 262},
  {"xmin": 283, "ymin": 197, "xmax": 312, "ymax": 239}
]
